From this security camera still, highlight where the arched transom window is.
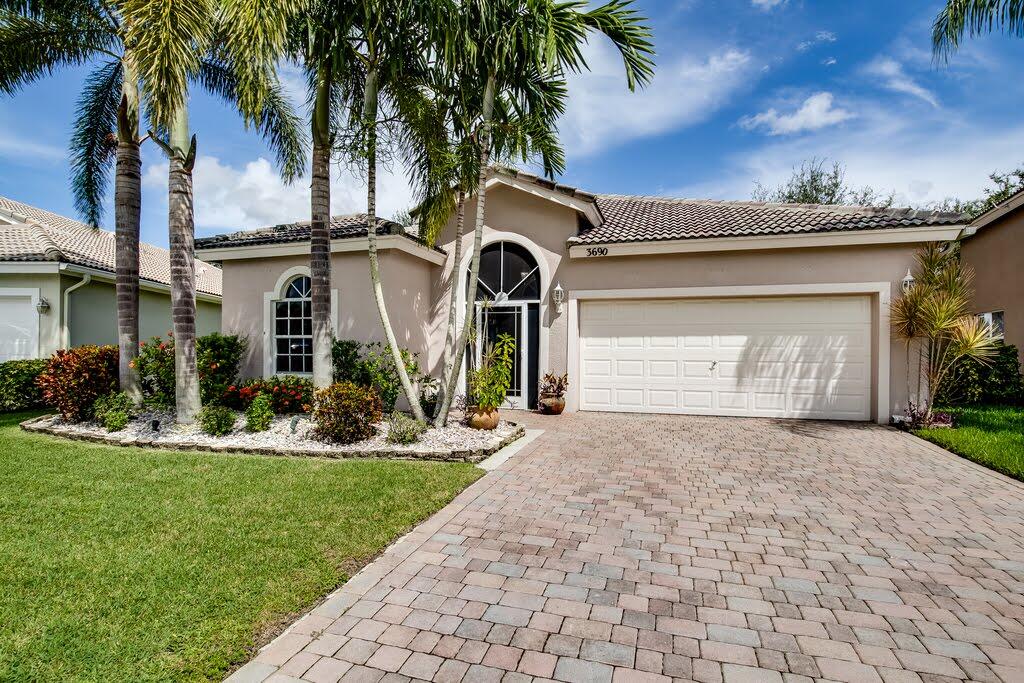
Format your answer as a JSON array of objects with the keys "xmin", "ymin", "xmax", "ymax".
[
  {"xmin": 275, "ymin": 275, "xmax": 312, "ymax": 373},
  {"xmin": 472, "ymin": 241, "xmax": 540, "ymax": 302}
]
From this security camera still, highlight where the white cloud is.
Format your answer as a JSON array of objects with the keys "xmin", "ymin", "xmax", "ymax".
[
  {"xmin": 752, "ymin": 0, "xmax": 786, "ymax": 10},
  {"xmin": 0, "ymin": 131, "xmax": 65, "ymax": 163},
  {"xmin": 739, "ymin": 92, "xmax": 855, "ymax": 136},
  {"xmin": 822, "ymin": 57, "xmax": 837, "ymax": 66},
  {"xmin": 865, "ymin": 57, "xmax": 939, "ymax": 108},
  {"xmin": 143, "ymin": 155, "xmax": 414, "ymax": 236},
  {"xmin": 798, "ymin": 31, "xmax": 837, "ymax": 52},
  {"xmin": 560, "ymin": 42, "xmax": 755, "ymax": 156}
]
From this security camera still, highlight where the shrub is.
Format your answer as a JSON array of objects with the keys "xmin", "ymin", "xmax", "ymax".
[
  {"xmin": 134, "ymin": 332, "xmax": 245, "ymax": 406},
  {"xmin": 198, "ymin": 404, "xmax": 236, "ymax": 436},
  {"xmin": 313, "ymin": 382, "xmax": 382, "ymax": 444},
  {"xmin": 332, "ymin": 339, "xmax": 420, "ymax": 411},
  {"xmin": 93, "ymin": 392, "xmax": 135, "ymax": 431},
  {"xmin": 223, "ymin": 375, "xmax": 313, "ymax": 414},
  {"xmin": 935, "ymin": 343, "xmax": 1024, "ymax": 407},
  {"xmin": 245, "ymin": 393, "xmax": 274, "ymax": 432},
  {"xmin": 0, "ymin": 358, "xmax": 48, "ymax": 412},
  {"xmin": 37, "ymin": 345, "xmax": 118, "ymax": 421},
  {"xmin": 539, "ymin": 372, "xmax": 568, "ymax": 399},
  {"xmin": 467, "ymin": 333, "xmax": 516, "ymax": 412},
  {"xmin": 386, "ymin": 412, "xmax": 427, "ymax": 445}
]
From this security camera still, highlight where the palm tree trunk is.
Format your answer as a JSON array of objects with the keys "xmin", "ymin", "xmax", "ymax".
[
  {"xmin": 115, "ymin": 66, "xmax": 142, "ymax": 403},
  {"xmin": 310, "ymin": 68, "xmax": 333, "ymax": 389},
  {"xmin": 363, "ymin": 69, "xmax": 426, "ymax": 420},
  {"xmin": 435, "ymin": 74, "xmax": 496, "ymax": 426},
  {"xmin": 433, "ymin": 189, "xmax": 466, "ymax": 419},
  {"xmin": 167, "ymin": 104, "xmax": 200, "ymax": 422}
]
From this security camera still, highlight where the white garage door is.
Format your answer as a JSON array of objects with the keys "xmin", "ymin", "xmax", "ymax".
[
  {"xmin": 0, "ymin": 294, "xmax": 39, "ymax": 362},
  {"xmin": 579, "ymin": 296, "xmax": 871, "ymax": 421}
]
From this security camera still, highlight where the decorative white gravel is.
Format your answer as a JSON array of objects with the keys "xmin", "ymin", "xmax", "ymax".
[{"xmin": 32, "ymin": 408, "xmax": 519, "ymax": 456}]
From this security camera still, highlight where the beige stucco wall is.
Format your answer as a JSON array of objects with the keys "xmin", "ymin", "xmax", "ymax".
[
  {"xmin": 219, "ymin": 249, "xmax": 437, "ymax": 380},
  {"xmin": 433, "ymin": 184, "xmax": 932, "ymax": 419},
  {"xmin": 65, "ymin": 275, "xmax": 221, "ymax": 347},
  {"xmin": 0, "ymin": 271, "xmax": 64, "ymax": 357},
  {"xmin": 961, "ymin": 213, "xmax": 1023, "ymax": 359}
]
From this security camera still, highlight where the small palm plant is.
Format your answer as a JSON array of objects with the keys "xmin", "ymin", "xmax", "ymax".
[{"xmin": 891, "ymin": 244, "xmax": 998, "ymax": 424}]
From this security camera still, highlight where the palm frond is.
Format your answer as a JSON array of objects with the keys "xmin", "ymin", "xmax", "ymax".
[
  {"xmin": 934, "ymin": 0, "xmax": 1024, "ymax": 59},
  {"xmin": 197, "ymin": 56, "xmax": 308, "ymax": 182},
  {"xmin": 69, "ymin": 59, "xmax": 121, "ymax": 226}
]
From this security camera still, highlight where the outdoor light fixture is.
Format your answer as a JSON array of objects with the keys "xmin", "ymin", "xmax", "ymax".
[
  {"xmin": 35, "ymin": 297, "xmax": 50, "ymax": 315},
  {"xmin": 551, "ymin": 282, "xmax": 565, "ymax": 314},
  {"xmin": 902, "ymin": 268, "xmax": 915, "ymax": 293}
]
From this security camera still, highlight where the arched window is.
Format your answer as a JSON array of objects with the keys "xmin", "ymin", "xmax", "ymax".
[
  {"xmin": 274, "ymin": 275, "xmax": 312, "ymax": 373},
  {"xmin": 472, "ymin": 242, "xmax": 540, "ymax": 301}
]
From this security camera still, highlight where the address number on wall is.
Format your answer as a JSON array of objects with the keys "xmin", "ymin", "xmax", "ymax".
[{"xmin": 585, "ymin": 247, "xmax": 609, "ymax": 257}]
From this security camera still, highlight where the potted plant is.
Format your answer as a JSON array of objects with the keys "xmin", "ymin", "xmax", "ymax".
[
  {"xmin": 538, "ymin": 372, "xmax": 568, "ymax": 415},
  {"xmin": 466, "ymin": 333, "xmax": 515, "ymax": 430}
]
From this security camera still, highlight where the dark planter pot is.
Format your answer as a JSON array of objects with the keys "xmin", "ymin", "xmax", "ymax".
[
  {"xmin": 539, "ymin": 396, "xmax": 565, "ymax": 415},
  {"xmin": 468, "ymin": 408, "xmax": 500, "ymax": 430}
]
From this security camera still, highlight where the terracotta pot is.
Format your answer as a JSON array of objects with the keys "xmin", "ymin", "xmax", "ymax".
[
  {"xmin": 468, "ymin": 408, "xmax": 500, "ymax": 430},
  {"xmin": 539, "ymin": 396, "xmax": 565, "ymax": 415}
]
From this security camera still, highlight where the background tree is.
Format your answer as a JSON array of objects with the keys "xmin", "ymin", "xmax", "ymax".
[
  {"xmin": 433, "ymin": 0, "xmax": 656, "ymax": 425},
  {"xmin": 752, "ymin": 158, "xmax": 894, "ymax": 207},
  {"xmin": 934, "ymin": 0, "xmax": 1024, "ymax": 58},
  {"xmin": 934, "ymin": 166, "xmax": 1024, "ymax": 219},
  {"xmin": 0, "ymin": 0, "xmax": 146, "ymax": 402},
  {"xmin": 123, "ymin": 0, "xmax": 305, "ymax": 422}
]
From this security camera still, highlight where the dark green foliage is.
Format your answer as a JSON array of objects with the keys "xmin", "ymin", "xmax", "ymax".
[
  {"xmin": 313, "ymin": 382, "xmax": 383, "ymax": 445},
  {"xmin": 386, "ymin": 412, "xmax": 427, "ymax": 445},
  {"xmin": 245, "ymin": 393, "xmax": 274, "ymax": 432},
  {"xmin": 223, "ymin": 375, "xmax": 313, "ymax": 414},
  {"xmin": 0, "ymin": 358, "xmax": 48, "ymax": 412},
  {"xmin": 467, "ymin": 333, "xmax": 516, "ymax": 411},
  {"xmin": 70, "ymin": 59, "xmax": 121, "ymax": 227},
  {"xmin": 38, "ymin": 345, "xmax": 118, "ymax": 421},
  {"xmin": 92, "ymin": 391, "xmax": 135, "ymax": 431},
  {"xmin": 135, "ymin": 333, "xmax": 245, "ymax": 406},
  {"xmin": 936, "ymin": 343, "xmax": 1024, "ymax": 407},
  {"xmin": 332, "ymin": 339, "xmax": 421, "ymax": 411},
  {"xmin": 752, "ymin": 158, "xmax": 894, "ymax": 207},
  {"xmin": 198, "ymin": 405, "xmax": 236, "ymax": 436}
]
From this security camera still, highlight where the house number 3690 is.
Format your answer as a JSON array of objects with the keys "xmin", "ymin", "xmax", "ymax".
[{"xmin": 585, "ymin": 247, "xmax": 609, "ymax": 257}]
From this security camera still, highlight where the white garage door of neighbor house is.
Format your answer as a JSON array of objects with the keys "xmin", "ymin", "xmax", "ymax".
[
  {"xmin": 579, "ymin": 296, "xmax": 872, "ymax": 421},
  {"xmin": 0, "ymin": 294, "xmax": 39, "ymax": 362}
]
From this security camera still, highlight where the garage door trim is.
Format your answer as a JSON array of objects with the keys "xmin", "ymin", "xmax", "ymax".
[{"xmin": 566, "ymin": 282, "xmax": 892, "ymax": 424}]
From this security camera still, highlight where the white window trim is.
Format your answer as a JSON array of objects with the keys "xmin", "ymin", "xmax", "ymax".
[
  {"xmin": 565, "ymin": 282, "xmax": 892, "ymax": 425},
  {"xmin": 0, "ymin": 287, "xmax": 42, "ymax": 359},
  {"xmin": 262, "ymin": 266, "xmax": 337, "ymax": 378},
  {"xmin": 978, "ymin": 311, "xmax": 1005, "ymax": 340},
  {"xmin": 455, "ymin": 230, "xmax": 551, "ymax": 400}
]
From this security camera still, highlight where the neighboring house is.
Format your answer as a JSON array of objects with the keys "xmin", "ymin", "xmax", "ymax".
[
  {"xmin": 0, "ymin": 196, "xmax": 222, "ymax": 362},
  {"xmin": 959, "ymin": 189, "xmax": 1023, "ymax": 359},
  {"xmin": 196, "ymin": 169, "xmax": 967, "ymax": 424}
]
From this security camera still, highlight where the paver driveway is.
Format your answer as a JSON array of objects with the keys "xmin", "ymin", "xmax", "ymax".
[{"xmin": 231, "ymin": 412, "xmax": 1024, "ymax": 683}]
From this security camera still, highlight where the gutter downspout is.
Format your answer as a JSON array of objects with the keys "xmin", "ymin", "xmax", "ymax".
[{"xmin": 62, "ymin": 273, "xmax": 91, "ymax": 348}]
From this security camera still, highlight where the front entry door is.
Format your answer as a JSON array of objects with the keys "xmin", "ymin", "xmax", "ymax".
[{"xmin": 475, "ymin": 302, "xmax": 529, "ymax": 409}]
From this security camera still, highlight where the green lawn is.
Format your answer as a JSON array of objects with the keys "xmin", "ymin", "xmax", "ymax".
[
  {"xmin": 0, "ymin": 411, "xmax": 481, "ymax": 682},
  {"xmin": 915, "ymin": 406, "xmax": 1024, "ymax": 481}
]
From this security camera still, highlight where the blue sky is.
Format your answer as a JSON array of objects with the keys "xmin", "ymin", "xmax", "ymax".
[{"xmin": 1, "ymin": 0, "xmax": 1023, "ymax": 249}]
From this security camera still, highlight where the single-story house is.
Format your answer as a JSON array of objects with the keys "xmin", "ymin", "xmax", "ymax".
[
  {"xmin": 959, "ymin": 189, "xmax": 1023, "ymax": 359},
  {"xmin": 196, "ymin": 169, "xmax": 968, "ymax": 424},
  {"xmin": 0, "ymin": 196, "xmax": 222, "ymax": 361}
]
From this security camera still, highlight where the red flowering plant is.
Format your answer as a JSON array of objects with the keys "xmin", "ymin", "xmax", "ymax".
[
  {"xmin": 37, "ymin": 345, "xmax": 118, "ymax": 421},
  {"xmin": 134, "ymin": 332, "xmax": 245, "ymax": 406},
  {"xmin": 223, "ymin": 375, "xmax": 313, "ymax": 414}
]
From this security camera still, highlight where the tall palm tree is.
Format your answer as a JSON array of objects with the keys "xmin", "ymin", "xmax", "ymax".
[
  {"xmin": 433, "ymin": 0, "xmax": 655, "ymax": 425},
  {"xmin": 934, "ymin": 1, "xmax": 1024, "ymax": 57},
  {"xmin": 121, "ymin": 0, "xmax": 306, "ymax": 422},
  {"xmin": 0, "ymin": 0, "xmax": 145, "ymax": 402}
]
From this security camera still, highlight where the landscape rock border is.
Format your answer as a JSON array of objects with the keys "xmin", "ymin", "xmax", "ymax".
[{"xmin": 19, "ymin": 415, "xmax": 525, "ymax": 464}]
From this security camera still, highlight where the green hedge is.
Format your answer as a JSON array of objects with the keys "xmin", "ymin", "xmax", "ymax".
[{"xmin": 0, "ymin": 359, "xmax": 48, "ymax": 412}]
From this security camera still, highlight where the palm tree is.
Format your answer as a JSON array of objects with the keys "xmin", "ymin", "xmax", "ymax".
[
  {"xmin": 432, "ymin": 0, "xmax": 655, "ymax": 425},
  {"xmin": 0, "ymin": 0, "xmax": 146, "ymax": 402},
  {"xmin": 934, "ymin": 1, "xmax": 1024, "ymax": 57},
  {"xmin": 121, "ymin": 0, "xmax": 306, "ymax": 422}
]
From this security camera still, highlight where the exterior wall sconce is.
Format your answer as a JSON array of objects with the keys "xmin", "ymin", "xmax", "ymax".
[
  {"xmin": 551, "ymin": 282, "xmax": 565, "ymax": 314},
  {"xmin": 35, "ymin": 297, "xmax": 50, "ymax": 315},
  {"xmin": 901, "ymin": 269, "xmax": 915, "ymax": 293}
]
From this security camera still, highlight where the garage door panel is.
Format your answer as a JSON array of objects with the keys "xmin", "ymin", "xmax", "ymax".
[
  {"xmin": 579, "ymin": 296, "xmax": 871, "ymax": 421},
  {"xmin": 0, "ymin": 294, "xmax": 39, "ymax": 362}
]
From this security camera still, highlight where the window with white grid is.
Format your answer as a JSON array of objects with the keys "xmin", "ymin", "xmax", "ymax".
[{"xmin": 274, "ymin": 276, "xmax": 313, "ymax": 373}]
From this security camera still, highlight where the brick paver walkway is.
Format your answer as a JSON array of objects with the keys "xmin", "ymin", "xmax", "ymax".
[{"xmin": 230, "ymin": 412, "xmax": 1024, "ymax": 683}]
